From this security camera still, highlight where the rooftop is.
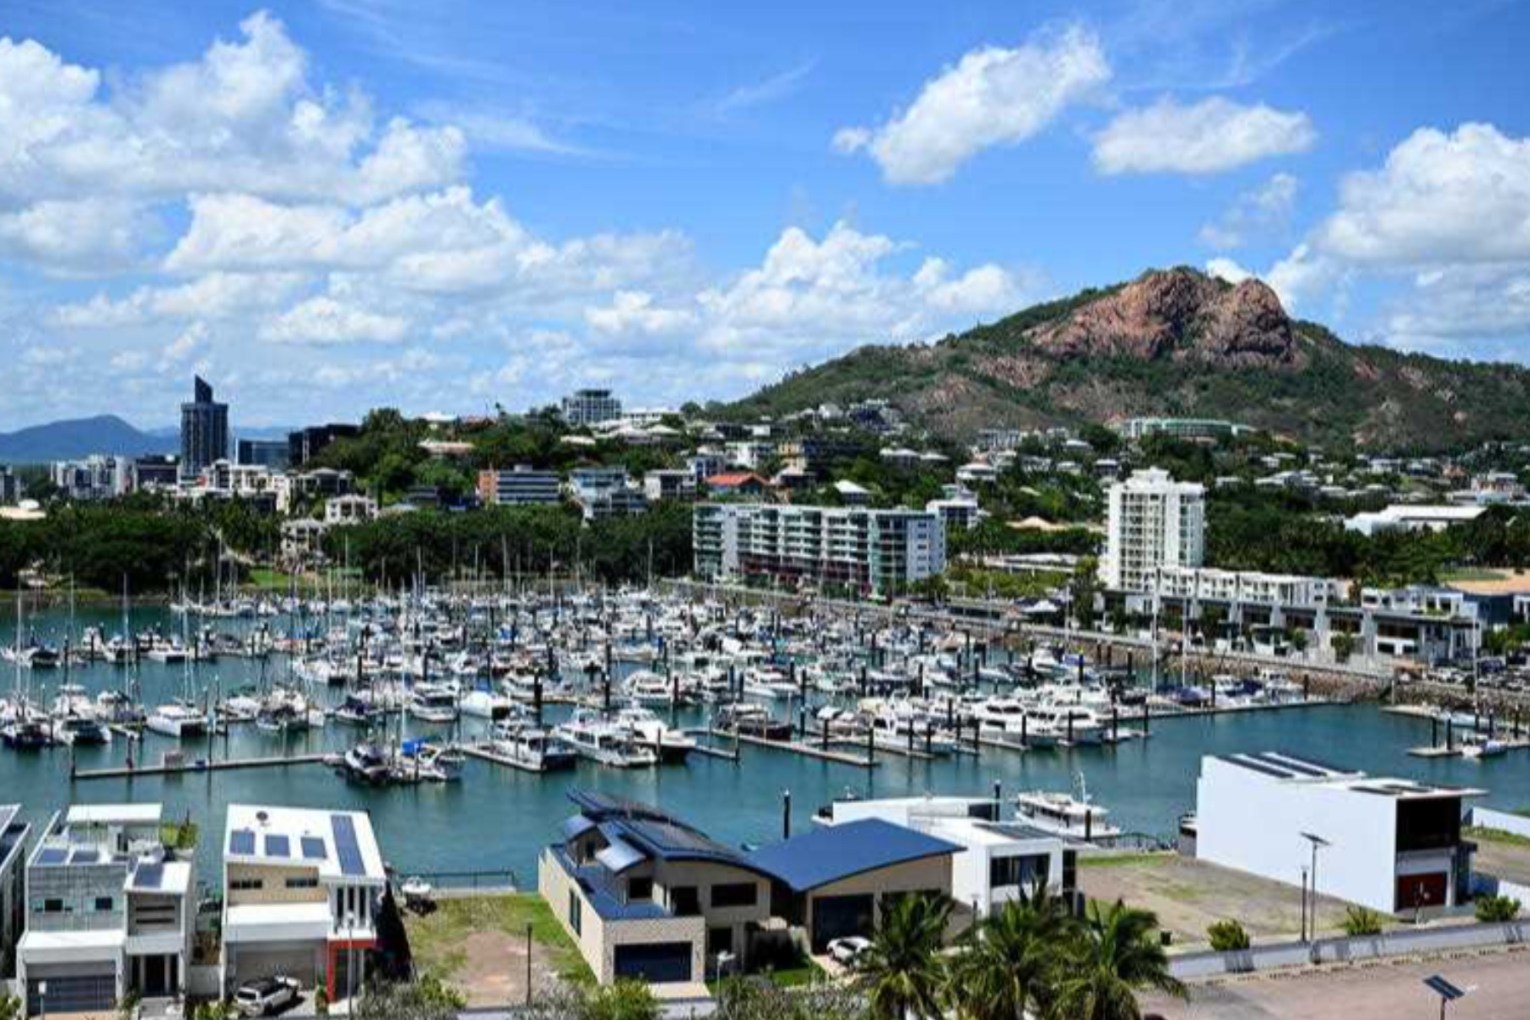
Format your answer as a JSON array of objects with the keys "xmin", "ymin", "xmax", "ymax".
[
  {"xmin": 224, "ymin": 804, "xmax": 386, "ymax": 884},
  {"xmin": 562, "ymin": 790, "xmax": 770, "ymax": 877},
  {"xmin": 746, "ymin": 817, "xmax": 963, "ymax": 893},
  {"xmin": 1213, "ymin": 752, "xmax": 1486, "ymax": 800}
]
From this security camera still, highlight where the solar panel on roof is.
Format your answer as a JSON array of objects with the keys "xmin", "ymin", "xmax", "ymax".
[
  {"xmin": 1256, "ymin": 752, "xmax": 1330, "ymax": 777},
  {"xmin": 135, "ymin": 863, "xmax": 164, "ymax": 889},
  {"xmin": 264, "ymin": 834, "xmax": 290, "ymax": 858},
  {"xmin": 229, "ymin": 829, "xmax": 256, "ymax": 855},
  {"xmin": 332, "ymin": 814, "xmax": 365, "ymax": 877},
  {"xmin": 71, "ymin": 847, "xmax": 100, "ymax": 864},
  {"xmin": 300, "ymin": 836, "xmax": 326, "ymax": 861},
  {"xmin": 595, "ymin": 835, "xmax": 647, "ymax": 874},
  {"xmin": 1220, "ymin": 754, "xmax": 1293, "ymax": 779},
  {"xmin": 37, "ymin": 847, "xmax": 67, "ymax": 866}
]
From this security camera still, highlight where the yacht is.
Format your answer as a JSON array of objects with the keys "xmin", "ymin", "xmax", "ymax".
[
  {"xmin": 712, "ymin": 701, "xmax": 792, "ymax": 740},
  {"xmin": 623, "ymin": 670, "xmax": 680, "ymax": 707},
  {"xmin": 1, "ymin": 642, "xmax": 61, "ymax": 669},
  {"xmin": 145, "ymin": 700, "xmax": 211, "ymax": 739},
  {"xmin": 969, "ymin": 696, "xmax": 1054, "ymax": 748},
  {"xmin": 145, "ymin": 636, "xmax": 189, "ymax": 664},
  {"xmin": 555, "ymin": 708, "xmax": 658, "ymax": 767},
  {"xmin": 460, "ymin": 685, "xmax": 515, "ymax": 720},
  {"xmin": 397, "ymin": 739, "xmax": 464, "ymax": 782},
  {"xmin": 614, "ymin": 706, "xmax": 696, "ymax": 764},
  {"xmin": 488, "ymin": 720, "xmax": 578, "ymax": 771},
  {"xmin": 742, "ymin": 668, "xmax": 799, "ymax": 701},
  {"xmin": 51, "ymin": 685, "xmax": 111, "ymax": 746},
  {"xmin": 1028, "ymin": 702, "xmax": 1105, "ymax": 746},
  {"xmin": 95, "ymin": 690, "xmax": 145, "ymax": 727},
  {"xmin": 407, "ymin": 683, "xmax": 460, "ymax": 724},
  {"xmin": 1461, "ymin": 732, "xmax": 1507, "ymax": 759},
  {"xmin": 1, "ymin": 699, "xmax": 58, "ymax": 749},
  {"xmin": 335, "ymin": 741, "xmax": 394, "ymax": 785},
  {"xmin": 1014, "ymin": 783, "xmax": 1121, "ymax": 841},
  {"xmin": 333, "ymin": 694, "xmax": 383, "ymax": 727}
]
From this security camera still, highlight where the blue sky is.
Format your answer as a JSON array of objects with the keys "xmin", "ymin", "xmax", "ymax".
[{"xmin": 2, "ymin": 0, "xmax": 1529, "ymax": 429}]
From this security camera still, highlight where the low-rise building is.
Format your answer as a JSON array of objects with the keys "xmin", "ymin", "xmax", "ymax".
[
  {"xmin": 814, "ymin": 796, "xmax": 1075, "ymax": 919},
  {"xmin": 1, "ymin": 805, "xmax": 30, "ymax": 981},
  {"xmin": 1194, "ymin": 752, "xmax": 1483, "ymax": 915},
  {"xmin": 324, "ymin": 494, "xmax": 378, "ymax": 526},
  {"xmin": 1154, "ymin": 566, "xmax": 1339, "ymax": 609},
  {"xmin": 643, "ymin": 469, "xmax": 697, "ymax": 503},
  {"xmin": 478, "ymin": 466, "xmax": 563, "ymax": 506},
  {"xmin": 221, "ymin": 805, "xmax": 388, "ymax": 1001},
  {"xmin": 17, "ymin": 804, "xmax": 193, "ymax": 1015},
  {"xmin": 561, "ymin": 389, "xmax": 623, "ymax": 427},
  {"xmin": 1345, "ymin": 504, "xmax": 1487, "ymax": 537}
]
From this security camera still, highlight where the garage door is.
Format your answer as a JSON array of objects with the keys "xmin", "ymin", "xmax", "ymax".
[
  {"xmin": 28, "ymin": 970, "xmax": 116, "ymax": 1015},
  {"xmin": 1396, "ymin": 872, "xmax": 1448, "ymax": 910},
  {"xmin": 613, "ymin": 942, "xmax": 693, "ymax": 983},
  {"xmin": 811, "ymin": 894, "xmax": 874, "ymax": 953},
  {"xmin": 233, "ymin": 946, "xmax": 320, "ymax": 989}
]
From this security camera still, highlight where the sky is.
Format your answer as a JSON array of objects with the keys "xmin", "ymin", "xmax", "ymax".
[{"xmin": 2, "ymin": 0, "xmax": 1530, "ymax": 430}]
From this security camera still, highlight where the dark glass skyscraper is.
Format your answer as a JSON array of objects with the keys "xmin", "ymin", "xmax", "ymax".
[{"xmin": 180, "ymin": 375, "xmax": 229, "ymax": 478}]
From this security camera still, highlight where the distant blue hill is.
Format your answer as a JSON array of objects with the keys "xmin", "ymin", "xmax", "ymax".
[{"xmin": 0, "ymin": 415, "xmax": 176, "ymax": 463}]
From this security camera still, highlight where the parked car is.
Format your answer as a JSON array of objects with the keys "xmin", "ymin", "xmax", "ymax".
[
  {"xmin": 234, "ymin": 976, "xmax": 301, "ymax": 1016},
  {"xmin": 827, "ymin": 935, "xmax": 873, "ymax": 966}
]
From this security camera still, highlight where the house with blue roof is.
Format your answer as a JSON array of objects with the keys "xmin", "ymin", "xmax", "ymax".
[{"xmin": 540, "ymin": 791, "xmax": 964, "ymax": 985}]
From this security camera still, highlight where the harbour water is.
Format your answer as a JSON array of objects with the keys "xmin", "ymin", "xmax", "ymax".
[{"xmin": 4, "ymin": 603, "xmax": 1528, "ymax": 893}]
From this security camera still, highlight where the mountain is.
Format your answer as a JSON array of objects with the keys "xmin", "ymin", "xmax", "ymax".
[
  {"xmin": 727, "ymin": 267, "xmax": 1530, "ymax": 451},
  {"xmin": 0, "ymin": 415, "xmax": 177, "ymax": 463}
]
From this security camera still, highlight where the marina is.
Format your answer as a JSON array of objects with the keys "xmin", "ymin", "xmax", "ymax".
[{"xmin": 4, "ymin": 588, "xmax": 1529, "ymax": 888}]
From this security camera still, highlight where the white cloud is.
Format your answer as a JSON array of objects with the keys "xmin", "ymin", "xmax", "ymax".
[
  {"xmin": 260, "ymin": 296, "xmax": 410, "ymax": 345},
  {"xmin": 585, "ymin": 291, "xmax": 697, "ymax": 335},
  {"xmin": 716, "ymin": 61, "xmax": 816, "ymax": 115},
  {"xmin": 1093, "ymin": 97, "xmax": 1315, "ymax": 175},
  {"xmin": 1199, "ymin": 172, "xmax": 1299, "ymax": 249},
  {"xmin": 54, "ymin": 272, "xmax": 309, "ymax": 327},
  {"xmin": 835, "ymin": 26, "xmax": 1110, "ymax": 185},
  {"xmin": 1205, "ymin": 257, "xmax": 1253, "ymax": 284},
  {"xmin": 158, "ymin": 322, "xmax": 208, "ymax": 371},
  {"xmin": 1314, "ymin": 123, "xmax": 1530, "ymax": 265},
  {"xmin": 0, "ymin": 198, "xmax": 148, "ymax": 273}
]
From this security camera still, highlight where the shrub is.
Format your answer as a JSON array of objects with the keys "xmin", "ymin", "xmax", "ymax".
[
  {"xmin": 1206, "ymin": 919, "xmax": 1251, "ymax": 951},
  {"xmin": 1475, "ymin": 894, "xmax": 1522, "ymax": 923},
  {"xmin": 1341, "ymin": 906, "xmax": 1385, "ymax": 936}
]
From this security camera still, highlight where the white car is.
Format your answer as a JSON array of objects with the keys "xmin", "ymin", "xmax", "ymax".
[
  {"xmin": 827, "ymin": 935, "xmax": 873, "ymax": 966},
  {"xmin": 234, "ymin": 976, "xmax": 300, "ymax": 1017}
]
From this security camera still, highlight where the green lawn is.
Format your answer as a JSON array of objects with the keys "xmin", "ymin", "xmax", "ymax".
[
  {"xmin": 1467, "ymin": 825, "xmax": 1530, "ymax": 849},
  {"xmin": 406, "ymin": 893, "xmax": 593, "ymax": 986},
  {"xmin": 1441, "ymin": 567, "xmax": 1510, "ymax": 582},
  {"xmin": 1077, "ymin": 851, "xmax": 1173, "ymax": 869},
  {"xmin": 707, "ymin": 958, "xmax": 826, "ymax": 994}
]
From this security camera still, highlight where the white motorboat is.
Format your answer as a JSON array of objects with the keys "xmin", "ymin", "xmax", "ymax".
[
  {"xmin": 614, "ymin": 706, "xmax": 695, "ymax": 763},
  {"xmin": 407, "ymin": 683, "xmax": 460, "ymax": 724},
  {"xmin": 51, "ymin": 685, "xmax": 111, "ymax": 746},
  {"xmin": 488, "ymin": 720, "xmax": 578, "ymax": 771},
  {"xmin": 145, "ymin": 700, "xmax": 211, "ymax": 739},
  {"xmin": 1014, "ymin": 780, "xmax": 1120, "ymax": 841},
  {"xmin": 555, "ymin": 708, "xmax": 658, "ymax": 767},
  {"xmin": 623, "ymin": 670, "xmax": 680, "ymax": 707},
  {"xmin": 460, "ymin": 686, "xmax": 515, "ymax": 720}
]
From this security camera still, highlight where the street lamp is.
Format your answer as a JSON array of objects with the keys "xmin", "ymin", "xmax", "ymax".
[
  {"xmin": 39, "ymin": 979, "xmax": 47, "ymax": 1020},
  {"xmin": 1300, "ymin": 832, "xmax": 1331, "ymax": 945}
]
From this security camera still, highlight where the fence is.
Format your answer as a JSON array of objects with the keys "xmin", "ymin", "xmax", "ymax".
[{"xmin": 1169, "ymin": 920, "xmax": 1529, "ymax": 979}]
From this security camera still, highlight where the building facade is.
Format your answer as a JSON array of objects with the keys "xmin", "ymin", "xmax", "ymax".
[
  {"xmin": 0, "ymin": 467, "xmax": 23, "ymax": 505},
  {"xmin": 180, "ymin": 376, "xmax": 229, "ymax": 479},
  {"xmin": 694, "ymin": 503, "xmax": 946, "ymax": 596},
  {"xmin": 561, "ymin": 389, "xmax": 623, "ymax": 427},
  {"xmin": 236, "ymin": 439, "xmax": 290, "ymax": 469},
  {"xmin": 1195, "ymin": 752, "xmax": 1482, "ymax": 914},
  {"xmin": 477, "ymin": 466, "xmax": 563, "ymax": 506},
  {"xmin": 1099, "ymin": 468, "xmax": 1206, "ymax": 593},
  {"xmin": 0, "ymin": 806, "xmax": 29, "ymax": 981},
  {"xmin": 287, "ymin": 424, "xmax": 359, "ymax": 468}
]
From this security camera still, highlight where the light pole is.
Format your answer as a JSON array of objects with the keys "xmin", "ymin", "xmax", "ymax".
[
  {"xmin": 1300, "ymin": 832, "xmax": 1331, "ymax": 945},
  {"xmin": 525, "ymin": 921, "xmax": 533, "ymax": 1005},
  {"xmin": 39, "ymin": 979, "xmax": 47, "ymax": 1020}
]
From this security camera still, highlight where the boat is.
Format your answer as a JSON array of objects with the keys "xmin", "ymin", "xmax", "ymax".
[
  {"xmin": 332, "ymin": 694, "xmax": 383, "ymax": 727},
  {"xmin": 144, "ymin": 636, "xmax": 189, "ymax": 664},
  {"xmin": 487, "ymin": 720, "xmax": 578, "ymax": 771},
  {"xmin": 623, "ymin": 670, "xmax": 681, "ymax": 707},
  {"xmin": 51, "ymin": 685, "xmax": 111, "ymax": 746},
  {"xmin": 95, "ymin": 690, "xmax": 145, "ymax": 727},
  {"xmin": 712, "ymin": 701, "xmax": 792, "ymax": 740},
  {"xmin": 1013, "ymin": 777, "xmax": 1120, "ymax": 841},
  {"xmin": 613, "ymin": 706, "xmax": 696, "ymax": 763},
  {"xmin": 554, "ymin": 708, "xmax": 658, "ymax": 767},
  {"xmin": 407, "ymin": 683, "xmax": 460, "ymax": 724},
  {"xmin": 1027, "ymin": 702, "xmax": 1105, "ymax": 746},
  {"xmin": 1, "ymin": 700, "xmax": 58, "ymax": 749},
  {"xmin": 1461, "ymin": 732, "xmax": 1507, "ymax": 759},
  {"xmin": 397, "ymin": 739, "xmax": 464, "ymax": 782},
  {"xmin": 335, "ymin": 741, "xmax": 394, "ymax": 785},
  {"xmin": 969, "ymin": 696, "xmax": 1053, "ymax": 748},
  {"xmin": 145, "ymin": 700, "xmax": 211, "ymax": 739},
  {"xmin": 460, "ymin": 685, "xmax": 515, "ymax": 720}
]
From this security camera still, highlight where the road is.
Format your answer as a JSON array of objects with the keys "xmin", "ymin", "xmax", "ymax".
[{"xmin": 1142, "ymin": 947, "xmax": 1530, "ymax": 1018}]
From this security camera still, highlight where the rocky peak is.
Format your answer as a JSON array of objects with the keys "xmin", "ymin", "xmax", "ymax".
[{"xmin": 1026, "ymin": 268, "xmax": 1303, "ymax": 369}]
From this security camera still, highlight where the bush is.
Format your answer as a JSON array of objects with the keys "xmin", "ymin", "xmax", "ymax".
[
  {"xmin": 582, "ymin": 980, "xmax": 660, "ymax": 1020},
  {"xmin": 1475, "ymin": 894, "xmax": 1522, "ymax": 923},
  {"xmin": 1341, "ymin": 906, "xmax": 1385, "ymax": 937},
  {"xmin": 1206, "ymin": 919, "xmax": 1250, "ymax": 951}
]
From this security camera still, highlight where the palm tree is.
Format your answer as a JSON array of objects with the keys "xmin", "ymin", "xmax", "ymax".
[
  {"xmin": 946, "ymin": 885, "xmax": 1076, "ymax": 1020},
  {"xmin": 1054, "ymin": 900, "xmax": 1187, "ymax": 1020},
  {"xmin": 855, "ymin": 892, "xmax": 952, "ymax": 1020}
]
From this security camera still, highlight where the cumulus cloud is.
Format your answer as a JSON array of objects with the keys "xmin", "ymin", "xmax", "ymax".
[
  {"xmin": 834, "ymin": 26, "xmax": 1109, "ymax": 185},
  {"xmin": 54, "ymin": 272, "xmax": 309, "ymax": 327},
  {"xmin": 0, "ymin": 197, "xmax": 149, "ymax": 273},
  {"xmin": 1094, "ymin": 97, "xmax": 1315, "ymax": 175},
  {"xmin": 1205, "ymin": 257, "xmax": 1254, "ymax": 285},
  {"xmin": 260, "ymin": 295, "xmax": 410, "ymax": 345},
  {"xmin": 585, "ymin": 291, "xmax": 697, "ymax": 335}
]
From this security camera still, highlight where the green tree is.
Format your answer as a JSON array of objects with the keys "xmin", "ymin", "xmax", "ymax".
[
  {"xmin": 944, "ymin": 888, "xmax": 1073, "ymax": 1020},
  {"xmin": 1340, "ymin": 906, "xmax": 1384, "ymax": 937},
  {"xmin": 856, "ymin": 893, "xmax": 952, "ymax": 1020},
  {"xmin": 1054, "ymin": 901, "xmax": 1186, "ymax": 1020},
  {"xmin": 581, "ymin": 980, "xmax": 660, "ymax": 1020},
  {"xmin": 1474, "ymin": 894, "xmax": 1521, "ymax": 923},
  {"xmin": 1206, "ymin": 919, "xmax": 1250, "ymax": 951},
  {"xmin": 0, "ymin": 993, "xmax": 22, "ymax": 1020}
]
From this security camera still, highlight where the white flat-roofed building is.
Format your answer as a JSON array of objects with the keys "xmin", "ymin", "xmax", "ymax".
[
  {"xmin": 221, "ymin": 805, "xmax": 387, "ymax": 1002},
  {"xmin": 323, "ymin": 493, "xmax": 378, "ymax": 525},
  {"xmin": 561, "ymin": 388, "xmax": 623, "ymax": 427},
  {"xmin": 816, "ymin": 795, "xmax": 1076, "ymax": 919},
  {"xmin": 1194, "ymin": 752, "xmax": 1483, "ymax": 915},
  {"xmin": 644, "ymin": 469, "xmax": 696, "ymax": 502},
  {"xmin": 1100, "ymin": 469, "xmax": 1205, "ymax": 593},
  {"xmin": 1154, "ymin": 566, "xmax": 1339, "ymax": 608},
  {"xmin": 1345, "ymin": 504, "xmax": 1487, "ymax": 537},
  {"xmin": 694, "ymin": 503, "xmax": 946, "ymax": 597},
  {"xmin": 17, "ymin": 804, "xmax": 193, "ymax": 1016}
]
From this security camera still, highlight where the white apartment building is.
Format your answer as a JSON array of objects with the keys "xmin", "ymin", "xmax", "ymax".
[
  {"xmin": 1099, "ymin": 469, "xmax": 1206, "ymax": 593},
  {"xmin": 926, "ymin": 486, "xmax": 984, "ymax": 532},
  {"xmin": 221, "ymin": 805, "xmax": 388, "ymax": 1002},
  {"xmin": 693, "ymin": 503, "xmax": 946, "ymax": 596},
  {"xmin": 17, "ymin": 804, "xmax": 193, "ymax": 1015},
  {"xmin": 817, "ymin": 796, "xmax": 1075, "ymax": 919},
  {"xmin": 643, "ymin": 469, "xmax": 697, "ymax": 502},
  {"xmin": 323, "ymin": 493, "xmax": 378, "ymax": 525},
  {"xmin": 561, "ymin": 389, "xmax": 623, "ymax": 427},
  {"xmin": 1153, "ymin": 566, "xmax": 1339, "ymax": 609},
  {"xmin": 1195, "ymin": 752, "xmax": 1482, "ymax": 915}
]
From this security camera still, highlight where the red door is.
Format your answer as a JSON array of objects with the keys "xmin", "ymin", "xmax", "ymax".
[{"xmin": 1396, "ymin": 872, "xmax": 1447, "ymax": 910}]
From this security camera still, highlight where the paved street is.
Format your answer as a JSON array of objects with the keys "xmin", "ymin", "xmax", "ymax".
[{"xmin": 1142, "ymin": 947, "xmax": 1530, "ymax": 1019}]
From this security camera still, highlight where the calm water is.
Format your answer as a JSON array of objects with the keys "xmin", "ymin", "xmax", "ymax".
[{"xmin": 4, "ymin": 604, "xmax": 1528, "ymax": 894}]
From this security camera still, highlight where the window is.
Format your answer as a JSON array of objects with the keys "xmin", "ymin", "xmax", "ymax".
[
  {"xmin": 990, "ymin": 854, "xmax": 1050, "ymax": 890},
  {"xmin": 710, "ymin": 883, "xmax": 758, "ymax": 909},
  {"xmin": 285, "ymin": 876, "xmax": 320, "ymax": 889},
  {"xmin": 626, "ymin": 876, "xmax": 653, "ymax": 902},
  {"xmin": 229, "ymin": 878, "xmax": 263, "ymax": 892},
  {"xmin": 94, "ymin": 896, "xmax": 115, "ymax": 913},
  {"xmin": 706, "ymin": 926, "xmax": 733, "ymax": 957},
  {"xmin": 568, "ymin": 890, "xmax": 582, "ymax": 936},
  {"xmin": 36, "ymin": 898, "xmax": 65, "ymax": 914},
  {"xmin": 670, "ymin": 886, "xmax": 700, "ymax": 917}
]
